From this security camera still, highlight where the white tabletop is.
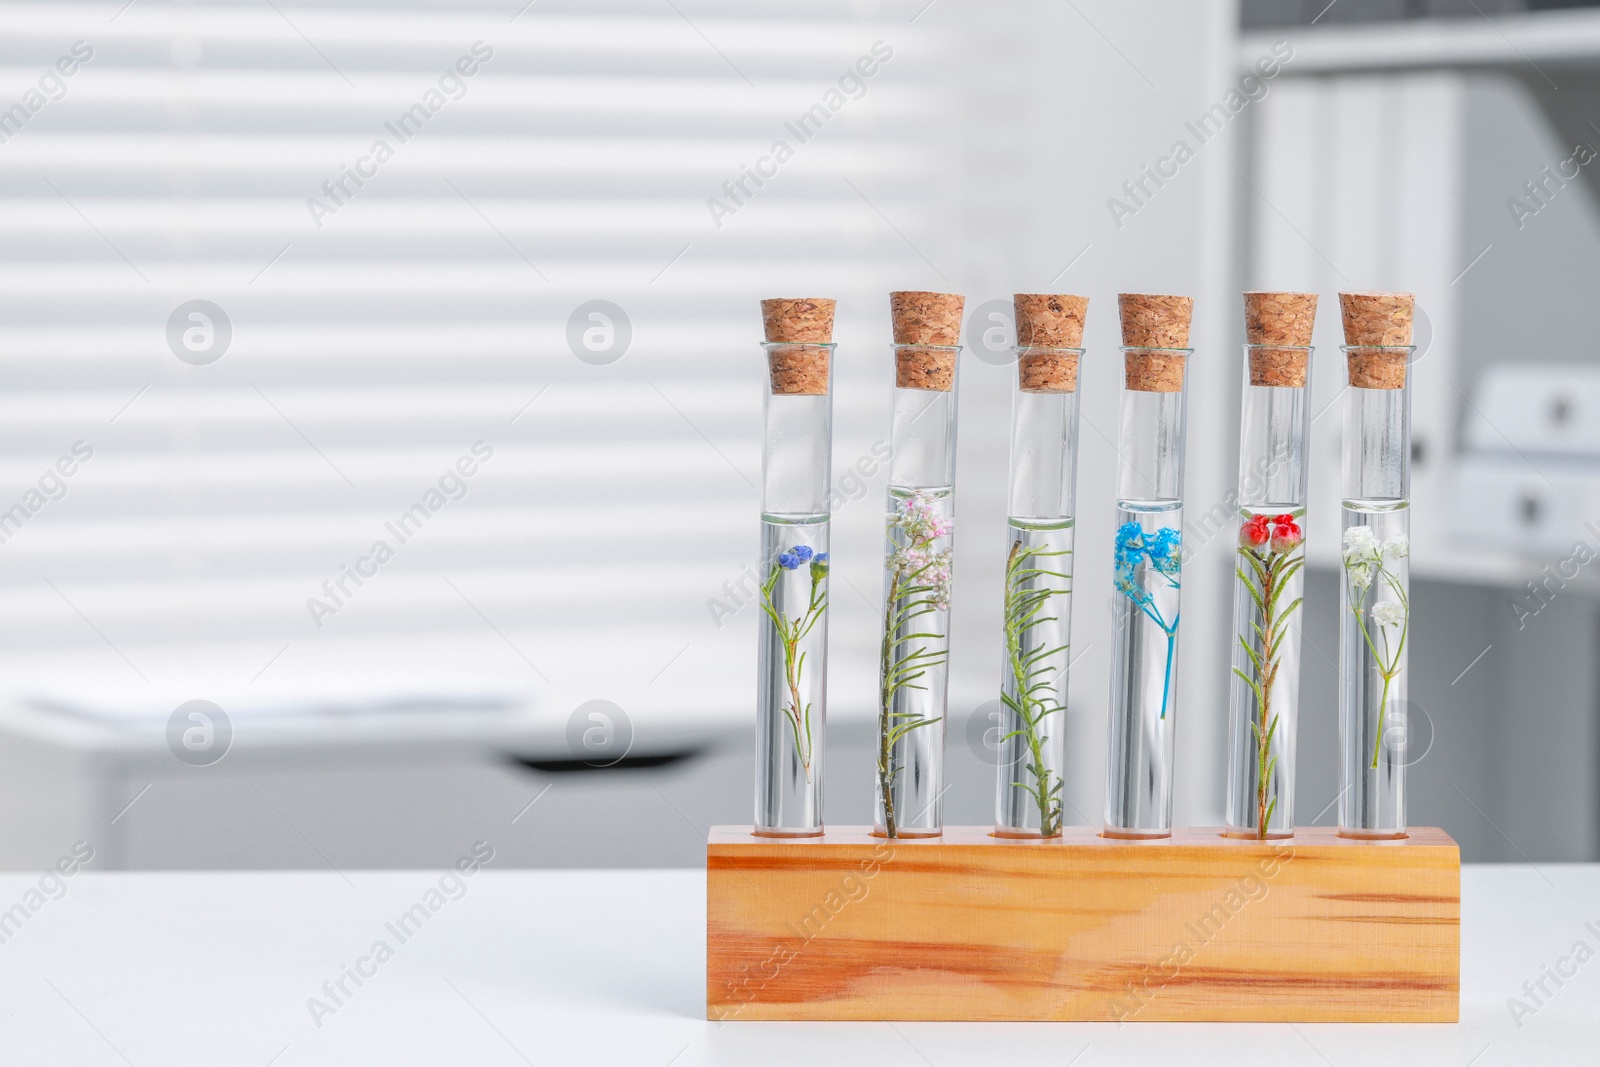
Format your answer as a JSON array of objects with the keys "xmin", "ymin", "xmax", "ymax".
[{"xmin": 2, "ymin": 863, "xmax": 1594, "ymax": 1065}]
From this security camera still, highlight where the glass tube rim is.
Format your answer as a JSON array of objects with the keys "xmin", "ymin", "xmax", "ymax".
[
  {"xmin": 1338, "ymin": 344, "xmax": 1416, "ymax": 354},
  {"xmin": 1011, "ymin": 344, "xmax": 1084, "ymax": 356},
  {"xmin": 1243, "ymin": 342, "xmax": 1313, "ymax": 352},
  {"xmin": 761, "ymin": 341, "xmax": 837, "ymax": 352},
  {"xmin": 890, "ymin": 342, "xmax": 961, "ymax": 352},
  {"xmin": 1118, "ymin": 346, "xmax": 1192, "ymax": 355}
]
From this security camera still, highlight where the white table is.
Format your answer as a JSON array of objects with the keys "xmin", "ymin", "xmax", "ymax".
[{"xmin": 2, "ymin": 864, "xmax": 1594, "ymax": 1065}]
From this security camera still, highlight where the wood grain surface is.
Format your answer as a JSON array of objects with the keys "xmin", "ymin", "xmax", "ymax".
[{"xmin": 707, "ymin": 825, "xmax": 1459, "ymax": 1022}]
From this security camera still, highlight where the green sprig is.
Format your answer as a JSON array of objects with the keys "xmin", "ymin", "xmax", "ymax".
[
  {"xmin": 1235, "ymin": 532, "xmax": 1304, "ymax": 839},
  {"xmin": 758, "ymin": 553, "xmax": 827, "ymax": 781},
  {"xmin": 999, "ymin": 537, "xmax": 1071, "ymax": 837}
]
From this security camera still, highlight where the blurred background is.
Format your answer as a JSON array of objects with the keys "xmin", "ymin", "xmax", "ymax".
[{"xmin": 0, "ymin": 0, "xmax": 1593, "ymax": 870}]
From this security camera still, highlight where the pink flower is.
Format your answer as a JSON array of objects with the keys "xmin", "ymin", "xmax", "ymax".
[
  {"xmin": 1240, "ymin": 514, "xmax": 1271, "ymax": 548},
  {"xmin": 1270, "ymin": 515, "xmax": 1302, "ymax": 554}
]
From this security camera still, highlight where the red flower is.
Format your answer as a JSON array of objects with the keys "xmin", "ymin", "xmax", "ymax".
[
  {"xmin": 1270, "ymin": 516, "xmax": 1303, "ymax": 553},
  {"xmin": 1240, "ymin": 513, "xmax": 1271, "ymax": 548}
]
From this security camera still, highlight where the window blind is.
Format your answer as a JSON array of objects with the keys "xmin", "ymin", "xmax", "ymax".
[{"xmin": 0, "ymin": 0, "xmax": 945, "ymax": 743}]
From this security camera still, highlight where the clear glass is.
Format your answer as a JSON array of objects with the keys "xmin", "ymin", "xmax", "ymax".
[
  {"xmin": 1105, "ymin": 348, "xmax": 1190, "ymax": 838},
  {"xmin": 1338, "ymin": 346, "xmax": 1413, "ymax": 838},
  {"xmin": 761, "ymin": 344, "xmax": 833, "ymax": 516},
  {"xmin": 887, "ymin": 375, "xmax": 958, "ymax": 489},
  {"xmin": 876, "ymin": 345, "xmax": 959, "ymax": 838},
  {"xmin": 1115, "ymin": 396, "xmax": 1187, "ymax": 502},
  {"xmin": 755, "ymin": 342, "xmax": 834, "ymax": 836},
  {"xmin": 1007, "ymin": 357, "xmax": 1081, "ymax": 522},
  {"xmin": 996, "ymin": 347, "xmax": 1081, "ymax": 837},
  {"xmin": 1235, "ymin": 349, "xmax": 1311, "ymax": 504},
  {"xmin": 1226, "ymin": 345, "xmax": 1311, "ymax": 840}
]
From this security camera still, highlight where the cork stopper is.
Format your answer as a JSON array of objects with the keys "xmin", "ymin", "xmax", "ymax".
[
  {"xmin": 1247, "ymin": 346, "xmax": 1308, "ymax": 388},
  {"xmin": 1339, "ymin": 291, "xmax": 1413, "ymax": 390},
  {"xmin": 890, "ymin": 291, "xmax": 963, "ymax": 345},
  {"xmin": 761, "ymin": 298, "xmax": 835, "ymax": 344},
  {"xmin": 895, "ymin": 346, "xmax": 955, "ymax": 391},
  {"xmin": 1118, "ymin": 293, "xmax": 1193, "ymax": 349},
  {"xmin": 1244, "ymin": 291, "xmax": 1317, "ymax": 346},
  {"xmin": 1119, "ymin": 294, "xmax": 1192, "ymax": 392},
  {"xmin": 1346, "ymin": 347, "xmax": 1408, "ymax": 389},
  {"xmin": 760, "ymin": 298, "xmax": 834, "ymax": 396},
  {"xmin": 1018, "ymin": 349, "xmax": 1079, "ymax": 393},
  {"xmin": 1243, "ymin": 292, "xmax": 1316, "ymax": 388},
  {"xmin": 1338, "ymin": 291, "xmax": 1414, "ymax": 347},
  {"xmin": 1014, "ymin": 294, "xmax": 1088, "ymax": 348},
  {"xmin": 1012, "ymin": 294, "xmax": 1087, "ymax": 393},
  {"xmin": 890, "ymin": 291, "xmax": 963, "ymax": 392},
  {"xmin": 766, "ymin": 345, "xmax": 830, "ymax": 395}
]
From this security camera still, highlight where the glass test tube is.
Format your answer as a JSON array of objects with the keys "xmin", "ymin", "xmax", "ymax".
[
  {"xmin": 995, "ymin": 295, "xmax": 1085, "ymax": 838},
  {"xmin": 1225, "ymin": 313, "xmax": 1314, "ymax": 839},
  {"xmin": 1336, "ymin": 293, "xmax": 1414, "ymax": 839},
  {"xmin": 755, "ymin": 298, "xmax": 835, "ymax": 836},
  {"xmin": 876, "ymin": 291, "xmax": 963, "ymax": 839},
  {"xmin": 1105, "ymin": 294, "xmax": 1192, "ymax": 839}
]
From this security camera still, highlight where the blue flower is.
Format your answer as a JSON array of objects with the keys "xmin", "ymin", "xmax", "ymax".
[
  {"xmin": 777, "ymin": 552, "xmax": 800, "ymax": 570},
  {"xmin": 813, "ymin": 552, "xmax": 828, "ymax": 564},
  {"xmin": 790, "ymin": 545, "xmax": 814, "ymax": 563},
  {"xmin": 1147, "ymin": 527, "xmax": 1183, "ymax": 576},
  {"xmin": 1114, "ymin": 522, "xmax": 1146, "ymax": 570}
]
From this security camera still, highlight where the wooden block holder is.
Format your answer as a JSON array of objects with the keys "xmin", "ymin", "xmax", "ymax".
[{"xmin": 707, "ymin": 825, "xmax": 1459, "ymax": 1023}]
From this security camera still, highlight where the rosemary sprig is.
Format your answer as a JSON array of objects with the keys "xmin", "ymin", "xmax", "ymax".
[
  {"xmin": 877, "ymin": 493, "xmax": 952, "ymax": 839},
  {"xmin": 999, "ymin": 537, "xmax": 1071, "ymax": 837},
  {"xmin": 877, "ymin": 561, "xmax": 945, "ymax": 838},
  {"xmin": 1232, "ymin": 514, "xmax": 1304, "ymax": 839}
]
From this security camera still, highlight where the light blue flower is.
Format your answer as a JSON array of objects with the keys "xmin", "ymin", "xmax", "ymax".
[
  {"xmin": 790, "ymin": 545, "xmax": 814, "ymax": 563},
  {"xmin": 1112, "ymin": 522, "xmax": 1181, "ymax": 720},
  {"xmin": 778, "ymin": 551, "xmax": 800, "ymax": 570},
  {"xmin": 1115, "ymin": 522, "xmax": 1146, "ymax": 571},
  {"xmin": 1147, "ymin": 527, "xmax": 1183, "ymax": 575}
]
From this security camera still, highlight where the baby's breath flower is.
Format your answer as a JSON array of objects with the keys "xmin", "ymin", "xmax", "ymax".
[
  {"xmin": 1343, "ymin": 525, "xmax": 1376, "ymax": 551},
  {"xmin": 1372, "ymin": 601, "xmax": 1406, "ymax": 628}
]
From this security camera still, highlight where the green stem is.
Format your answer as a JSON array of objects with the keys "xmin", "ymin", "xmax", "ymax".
[
  {"xmin": 1371, "ymin": 672, "xmax": 1392, "ymax": 770},
  {"xmin": 760, "ymin": 557, "xmax": 827, "ymax": 781},
  {"xmin": 877, "ymin": 517, "xmax": 952, "ymax": 838},
  {"xmin": 1345, "ymin": 559, "xmax": 1408, "ymax": 770},
  {"xmin": 1002, "ymin": 538, "xmax": 1070, "ymax": 837},
  {"xmin": 1256, "ymin": 548, "xmax": 1276, "ymax": 837},
  {"xmin": 1236, "ymin": 540, "xmax": 1302, "ymax": 838},
  {"xmin": 877, "ymin": 566, "xmax": 902, "ymax": 838}
]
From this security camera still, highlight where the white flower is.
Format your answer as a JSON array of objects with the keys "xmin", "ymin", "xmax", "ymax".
[
  {"xmin": 1372, "ymin": 601, "xmax": 1406, "ymax": 628},
  {"xmin": 1348, "ymin": 564, "xmax": 1374, "ymax": 591},
  {"xmin": 1342, "ymin": 526, "xmax": 1376, "ymax": 552},
  {"xmin": 1383, "ymin": 535, "xmax": 1409, "ymax": 559}
]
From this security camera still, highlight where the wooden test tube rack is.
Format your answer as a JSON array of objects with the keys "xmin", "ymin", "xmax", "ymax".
[{"xmin": 707, "ymin": 825, "xmax": 1459, "ymax": 1023}]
